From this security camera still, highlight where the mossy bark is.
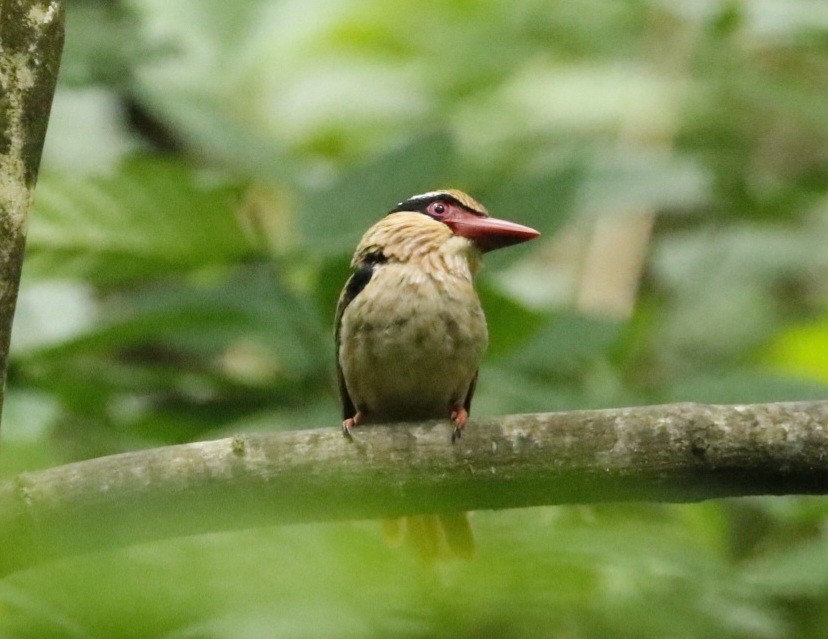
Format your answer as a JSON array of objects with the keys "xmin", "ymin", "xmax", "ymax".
[
  {"xmin": 0, "ymin": 400, "xmax": 825, "ymax": 576},
  {"xmin": 0, "ymin": 1, "xmax": 64, "ymax": 431}
]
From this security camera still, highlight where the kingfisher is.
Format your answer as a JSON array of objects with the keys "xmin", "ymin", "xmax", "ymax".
[
  {"xmin": 333, "ymin": 189, "xmax": 539, "ymax": 559},
  {"xmin": 336, "ymin": 189, "xmax": 540, "ymax": 440}
]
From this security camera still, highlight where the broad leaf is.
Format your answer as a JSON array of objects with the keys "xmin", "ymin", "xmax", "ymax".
[
  {"xmin": 297, "ymin": 132, "xmax": 455, "ymax": 255},
  {"xmin": 26, "ymin": 157, "xmax": 258, "ymax": 284}
]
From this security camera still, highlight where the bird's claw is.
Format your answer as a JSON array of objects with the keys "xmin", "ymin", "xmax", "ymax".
[
  {"xmin": 450, "ymin": 406, "xmax": 468, "ymax": 443},
  {"xmin": 341, "ymin": 412, "xmax": 363, "ymax": 441}
]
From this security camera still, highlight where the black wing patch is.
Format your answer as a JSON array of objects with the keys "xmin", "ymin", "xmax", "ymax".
[
  {"xmin": 334, "ymin": 252, "xmax": 386, "ymax": 419},
  {"xmin": 463, "ymin": 370, "xmax": 478, "ymax": 415}
]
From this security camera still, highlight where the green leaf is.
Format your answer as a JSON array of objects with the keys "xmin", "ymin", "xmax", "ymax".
[
  {"xmin": 661, "ymin": 370, "xmax": 828, "ymax": 405},
  {"xmin": 477, "ymin": 281, "xmax": 546, "ymax": 360},
  {"xmin": 297, "ymin": 132, "xmax": 455, "ymax": 255},
  {"xmin": 133, "ymin": 87, "xmax": 297, "ymax": 183},
  {"xmin": 577, "ymin": 149, "xmax": 711, "ymax": 213},
  {"xmin": 26, "ymin": 157, "xmax": 257, "ymax": 284},
  {"xmin": 503, "ymin": 312, "xmax": 624, "ymax": 379},
  {"xmin": 478, "ymin": 159, "xmax": 584, "ymax": 237},
  {"xmin": 0, "ymin": 391, "xmax": 64, "ymax": 477},
  {"xmin": 741, "ymin": 535, "xmax": 828, "ymax": 598},
  {"xmin": 12, "ymin": 266, "xmax": 333, "ymax": 445},
  {"xmin": 473, "ymin": 365, "xmax": 582, "ymax": 416},
  {"xmin": 475, "ymin": 159, "xmax": 584, "ymax": 271},
  {"xmin": 20, "ymin": 266, "xmax": 328, "ymax": 379},
  {"xmin": 763, "ymin": 319, "xmax": 828, "ymax": 384},
  {"xmin": 1, "ymin": 503, "xmax": 794, "ymax": 639}
]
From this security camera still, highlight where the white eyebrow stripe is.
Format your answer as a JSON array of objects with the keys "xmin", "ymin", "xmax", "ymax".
[{"xmin": 396, "ymin": 191, "xmax": 445, "ymax": 206}]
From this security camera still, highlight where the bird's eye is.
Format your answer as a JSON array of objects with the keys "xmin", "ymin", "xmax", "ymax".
[{"xmin": 428, "ymin": 201, "xmax": 447, "ymax": 217}]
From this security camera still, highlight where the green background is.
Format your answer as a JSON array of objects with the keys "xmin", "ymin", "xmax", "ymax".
[{"xmin": 2, "ymin": 0, "xmax": 827, "ymax": 637}]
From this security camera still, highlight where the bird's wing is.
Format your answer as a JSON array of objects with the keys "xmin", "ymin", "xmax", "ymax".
[
  {"xmin": 463, "ymin": 370, "xmax": 478, "ymax": 415},
  {"xmin": 334, "ymin": 254, "xmax": 385, "ymax": 419}
]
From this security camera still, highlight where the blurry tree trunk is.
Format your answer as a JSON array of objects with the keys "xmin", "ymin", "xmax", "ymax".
[
  {"xmin": 574, "ymin": 211, "xmax": 655, "ymax": 318},
  {"xmin": 546, "ymin": 10, "xmax": 698, "ymax": 320},
  {"xmin": 0, "ymin": 0, "xmax": 64, "ymax": 432},
  {"xmin": 0, "ymin": 400, "xmax": 825, "ymax": 576}
]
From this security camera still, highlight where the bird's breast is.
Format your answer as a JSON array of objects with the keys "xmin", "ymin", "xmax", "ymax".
[{"xmin": 339, "ymin": 263, "xmax": 487, "ymax": 422}]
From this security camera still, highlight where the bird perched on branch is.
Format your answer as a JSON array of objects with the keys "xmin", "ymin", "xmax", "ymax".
[{"xmin": 335, "ymin": 188, "xmax": 539, "ymax": 559}]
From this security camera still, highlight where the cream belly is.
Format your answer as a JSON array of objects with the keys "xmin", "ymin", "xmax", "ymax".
[{"xmin": 339, "ymin": 265, "xmax": 487, "ymax": 422}]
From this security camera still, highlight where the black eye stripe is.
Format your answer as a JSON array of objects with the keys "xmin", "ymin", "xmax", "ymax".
[{"xmin": 387, "ymin": 194, "xmax": 486, "ymax": 217}]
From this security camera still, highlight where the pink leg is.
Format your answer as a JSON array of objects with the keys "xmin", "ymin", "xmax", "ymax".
[
  {"xmin": 450, "ymin": 405, "xmax": 468, "ymax": 443},
  {"xmin": 342, "ymin": 411, "xmax": 364, "ymax": 440}
]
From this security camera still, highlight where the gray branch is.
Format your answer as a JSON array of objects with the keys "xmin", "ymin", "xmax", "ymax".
[
  {"xmin": 0, "ymin": 0, "xmax": 64, "ymax": 430},
  {"xmin": 0, "ymin": 400, "xmax": 825, "ymax": 576}
]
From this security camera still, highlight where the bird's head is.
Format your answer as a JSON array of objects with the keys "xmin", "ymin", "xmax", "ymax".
[
  {"xmin": 388, "ymin": 189, "xmax": 540, "ymax": 253},
  {"xmin": 354, "ymin": 189, "xmax": 540, "ymax": 268}
]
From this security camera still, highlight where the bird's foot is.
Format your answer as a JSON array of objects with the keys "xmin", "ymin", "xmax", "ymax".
[
  {"xmin": 450, "ymin": 406, "xmax": 468, "ymax": 443},
  {"xmin": 342, "ymin": 411, "xmax": 364, "ymax": 440}
]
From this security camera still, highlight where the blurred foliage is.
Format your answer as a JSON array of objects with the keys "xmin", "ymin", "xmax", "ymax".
[{"xmin": 2, "ymin": 0, "xmax": 827, "ymax": 637}]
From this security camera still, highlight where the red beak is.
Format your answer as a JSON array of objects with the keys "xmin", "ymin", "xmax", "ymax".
[{"xmin": 444, "ymin": 209, "xmax": 540, "ymax": 252}]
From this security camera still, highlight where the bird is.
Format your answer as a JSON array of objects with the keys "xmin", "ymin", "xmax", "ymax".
[{"xmin": 334, "ymin": 188, "xmax": 540, "ymax": 559}]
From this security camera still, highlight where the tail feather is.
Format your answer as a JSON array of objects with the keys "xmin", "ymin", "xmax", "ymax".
[
  {"xmin": 381, "ymin": 512, "xmax": 475, "ymax": 562},
  {"xmin": 380, "ymin": 518, "xmax": 404, "ymax": 546},
  {"xmin": 438, "ymin": 512, "xmax": 475, "ymax": 559},
  {"xmin": 406, "ymin": 514, "xmax": 442, "ymax": 563}
]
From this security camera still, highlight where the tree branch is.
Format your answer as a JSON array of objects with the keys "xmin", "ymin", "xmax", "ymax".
[
  {"xmin": 0, "ymin": 0, "xmax": 64, "ymax": 431},
  {"xmin": 0, "ymin": 400, "xmax": 825, "ymax": 576}
]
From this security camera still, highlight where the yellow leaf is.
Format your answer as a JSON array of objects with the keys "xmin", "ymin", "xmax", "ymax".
[{"xmin": 764, "ymin": 320, "xmax": 828, "ymax": 383}]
